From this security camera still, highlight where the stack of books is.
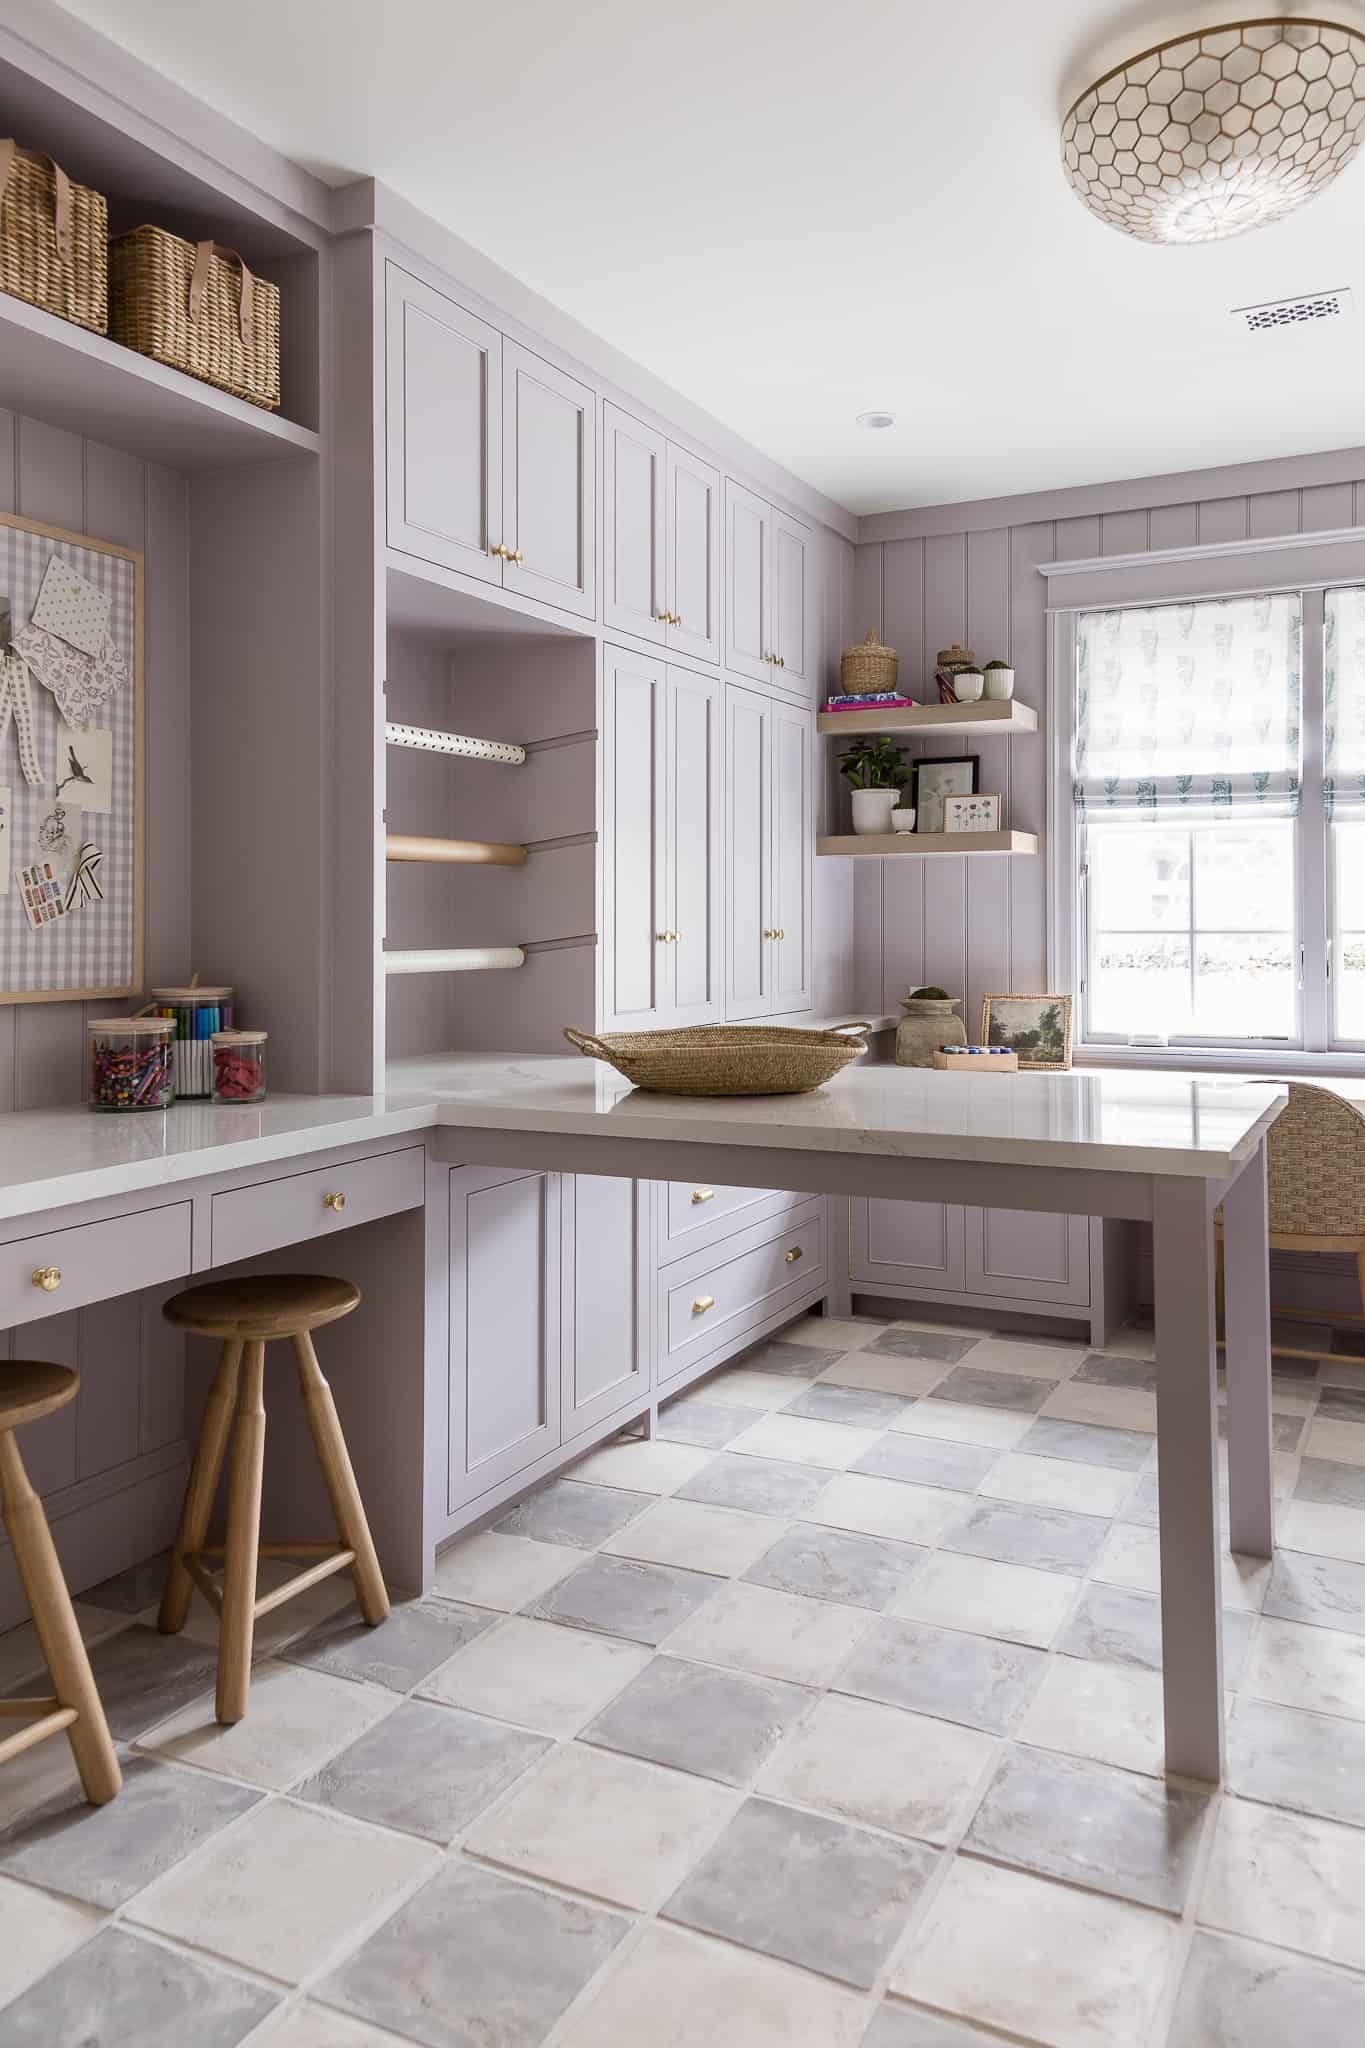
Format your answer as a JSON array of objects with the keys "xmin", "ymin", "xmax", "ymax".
[{"xmin": 821, "ymin": 690, "xmax": 915, "ymax": 712}]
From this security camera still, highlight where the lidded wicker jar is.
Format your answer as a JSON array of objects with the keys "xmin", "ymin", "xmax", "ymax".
[{"xmin": 840, "ymin": 629, "xmax": 899, "ymax": 697}]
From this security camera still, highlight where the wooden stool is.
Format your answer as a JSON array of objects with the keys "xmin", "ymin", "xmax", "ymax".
[
  {"xmin": 0, "ymin": 1364, "xmax": 121, "ymax": 1805},
  {"xmin": 160, "ymin": 1274, "xmax": 390, "ymax": 1725}
]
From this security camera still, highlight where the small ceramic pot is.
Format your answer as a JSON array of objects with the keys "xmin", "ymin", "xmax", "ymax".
[
  {"xmin": 852, "ymin": 787, "xmax": 899, "ymax": 835},
  {"xmin": 890, "ymin": 806, "xmax": 917, "ymax": 833},
  {"xmin": 984, "ymin": 665, "xmax": 1015, "ymax": 701},
  {"xmin": 896, "ymin": 996, "xmax": 966, "ymax": 1068},
  {"xmin": 953, "ymin": 669, "xmax": 984, "ymax": 703}
]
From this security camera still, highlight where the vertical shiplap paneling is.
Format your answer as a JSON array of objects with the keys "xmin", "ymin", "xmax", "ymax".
[
  {"xmin": 1149, "ymin": 504, "xmax": 1199, "ymax": 550},
  {"xmin": 920, "ymin": 532, "xmax": 969, "ymax": 1005},
  {"xmin": 0, "ymin": 412, "xmax": 15, "ymax": 1112},
  {"xmin": 851, "ymin": 541, "xmax": 885, "ymax": 643},
  {"xmin": 965, "ymin": 527, "xmax": 1011, "ymax": 1031},
  {"xmin": 1198, "ymin": 496, "xmax": 1249, "ymax": 544},
  {"xmin": 1101, "ymin": 508, "xmax": 1149, "ymax": 556},
  {"xmin": 881, "ymin": 538, "xmax": 927, "ymax": 1005},
  {"xmin": 1008, "ymin": 521, "xmax": 1054, "ymax": 991},
  {"xmin": 1054, "ymin": 515, "xmax": 1101, "ymax": 562},
  {"xmin": 1301, "ymin": 480, "xmax": 1356, "ymax": 530},
  {"xmin": 144, "ymin": 465, "xmax": 192, "ymax": 986},
  {"xmin": 1248, "ymin": 489, "xmax": 1301, "ymax": 539}
]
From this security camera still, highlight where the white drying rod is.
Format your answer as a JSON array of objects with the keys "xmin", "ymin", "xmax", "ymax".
[
  {"xmin": 383, "ymin": 948, "xmax": 526, "ymax": 975},
  {"xmin": 384, "ymin": 722, "xmax": 526, "ymax": 766}
]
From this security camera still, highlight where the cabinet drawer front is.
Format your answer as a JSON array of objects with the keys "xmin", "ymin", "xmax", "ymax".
[
  {"xmin": 663, "ymin": 1204, "xmax": 824, "ymax": 1372},
  {"xmin": 211, "ymin": 1147, "xmax": 425, "ymax": 1267},
  {"xmin": 662, "ymin": 1181, "xmax": 802, "ymax": 1257},
  {"xmin": 0, "ymin": 1203, "xmax": 191, "ymax": 1328}
]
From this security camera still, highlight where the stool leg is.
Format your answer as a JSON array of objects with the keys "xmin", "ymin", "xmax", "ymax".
[
  {"xmin": 160, "ymin": 1339, "xmax": 243, "ymax": 1635},
  {"xmin": 217, "ymin": 1341, "xmax": 267, "ymax": 1725},
  {"xmin": 0, "ymin": 1432, "xmax": 121, "ymax": 1806},
  {"xmin": 293, "ymin": 1331, "xmax": 389, "ymax": 1625}
]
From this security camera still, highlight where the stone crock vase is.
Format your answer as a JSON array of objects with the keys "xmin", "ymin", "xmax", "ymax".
[
  {"xmin": 851, "ymin": 787, "xmax": 899, "ymax": 835},
  {"xmin": 896, "ymin": 995, "xmax": 967, "ymax": 1068}
]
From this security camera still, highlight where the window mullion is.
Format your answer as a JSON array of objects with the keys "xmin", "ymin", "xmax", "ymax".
[{"xmin": 1300, "ymin": 588, "xmax": 1329, "ymax": 1050}]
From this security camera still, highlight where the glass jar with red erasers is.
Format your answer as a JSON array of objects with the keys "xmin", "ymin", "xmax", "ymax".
[{"xmin": 210, "ymin": 1029, "xmax": 268, "ymax": 1105}]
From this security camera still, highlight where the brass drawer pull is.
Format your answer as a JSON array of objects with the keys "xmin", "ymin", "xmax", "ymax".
[
  {"xmin": 690, "ymin": 1188, "xmax": 714, "ymax": 1205},
  {"xmin": 322, "ymin": 1191, "xmax": 347, "ymax": 1212},
  {"xmin": 31, "ymin": 1265, "xmax": 61, "ymax": 1292},
  {"xmin": 784, "ymin": 1246, "xmax": 803, "ymax": 1263},
  {"xmin": 692, "ymin": 1294, "xmax": 715, "ymax": 1315}
]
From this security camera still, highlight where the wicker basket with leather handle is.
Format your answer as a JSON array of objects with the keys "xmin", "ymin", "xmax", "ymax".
[
  {"xmin": 0, "ymin": 139, "xmax": 107, "ymax": 333},
  {"xmin": 564, "ymin": 1023, "xmax": 871, "ymax": 1096},
  {"xmin": 109, "ymin": 226, "xmax": 281, "ymax": 410}
]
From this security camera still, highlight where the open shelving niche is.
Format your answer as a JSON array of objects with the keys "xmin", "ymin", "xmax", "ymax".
[
  {"xmin": 820, "ymin": 694, "xmax": 1039, "ymax": 858},
  {"xmin": 382, "ymin": 564, "xmax": 598, "ymax": 1063}
]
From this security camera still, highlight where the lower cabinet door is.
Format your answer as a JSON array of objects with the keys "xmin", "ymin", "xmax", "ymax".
[
  {"xmin": 562, "ymin": 1175, "xmax": 650, "ymax": 1437},
  {"xmin": 449, "ymin": 1165, "xmax": 561, "ymax": 1510},
  {"xmin": 849, "ymin": 1198, "xmax": 966, "ymax": 1292},
  {"xmin": 964, "ymin": 1208, "xmax": 1091, "ymax": 1305}
]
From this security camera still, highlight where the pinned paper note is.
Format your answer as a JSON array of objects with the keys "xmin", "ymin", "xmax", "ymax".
[
  {"xmin": 54, "ymin": 722, "xmax": 112, "ymax": 812},
  {"xmin": 14, "ymin": 621, "xmax": 127, "ymax": 728},
  {"xmin": 31, "ymin": 556, "xmax": 111, "ymax": 658},
  {"xmin": 17, "ymin": 860, "xmax": 67, "ymax": 930}
]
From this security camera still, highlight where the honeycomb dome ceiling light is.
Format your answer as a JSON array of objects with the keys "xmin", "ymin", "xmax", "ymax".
[{"xmin": 1061, "ymin": 18, "xmax": 1365, "ymax": 243}]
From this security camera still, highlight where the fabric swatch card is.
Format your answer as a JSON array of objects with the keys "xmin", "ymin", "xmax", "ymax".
[
  {"xmin": 17, "ymin": 860, "xmax": 67, "ymax": 930},
  {"xmin": 31, "ymin": 556, "xmax": 111, "ymax": 658},
  {"xmin": 0, "ymin": 784, "xmax": 9, "ymax": 895},
  {"xmin": 53, "ymin": 721, "xmax": 112, "ymax": 812},
  {"xmin": 14, "ymin": 621, "xmax": 128, "ymax": 727}
]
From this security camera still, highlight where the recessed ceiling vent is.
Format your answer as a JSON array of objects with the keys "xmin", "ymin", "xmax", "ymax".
[{"xmin": 1233, "ymin": 288, "xmax": 1353, "ymax": 335}]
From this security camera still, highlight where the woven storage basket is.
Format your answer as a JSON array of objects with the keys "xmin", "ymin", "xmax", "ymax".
[
  {"xmin": 108, "ymin": 227, "xmax": 281, "ymax": 410},
  {"xmin": 840, "ymin": 629, "xmax": 898, "ymax": 697},
  {"xmin": 0, "ymin": 139, "xmax": 107, "ymax": 333},
  {"xmin": 564, "ymin": 1023, "xmax": 870, "ymax": 1097}
]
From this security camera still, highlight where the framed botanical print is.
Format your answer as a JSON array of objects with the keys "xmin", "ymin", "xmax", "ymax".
[
  {"xmin": 942, "ymin": 792, "xmax": 1001, "ymax": 835},
  {"xmin": 981, "ymin": 993, "xmax": 1073, "ymax": 1070},
  {"xmin": 913, "ymin": 755, "xmax": 978, "ymax": 833}
]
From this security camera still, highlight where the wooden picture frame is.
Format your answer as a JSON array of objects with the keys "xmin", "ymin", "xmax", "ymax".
[
  {"xmin": 912, "ymin": 754, "xmax": 979, "ymax": 834},
  {"xmin": 981, "ymin": 992, "xmax": 1073, "ymax": 1070},
  {"xmin": 0, "ymin": 510, "xmax": 143, "ymax": 1004}
]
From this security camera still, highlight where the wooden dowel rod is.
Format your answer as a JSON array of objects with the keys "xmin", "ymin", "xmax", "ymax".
[
  {"xmin": 0, "ymin": 1708, "xmax": 77, "ymax": 1767},
  {"xmin": 0, "ymin": 1696, "xmax": 61, "ymax": 1719},
  {"xmin": 384, "ymin": 948, "xmax": 526, "ymax": 975},
  {"xmin": 384, "ymin": 722, "xmax": 525, "ymax": 765},
  {"xmin": 386, "ymin": 833, "xmax": 527, "ymax": 867},
  {"xmin": 252, "ymin": 1549, "xmax": 357, "ymax": 1621}
]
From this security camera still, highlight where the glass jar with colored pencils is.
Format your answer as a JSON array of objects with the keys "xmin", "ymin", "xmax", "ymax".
[{"xmin": 146, "ymin": 983, "xmax": 235, "ymax": 1098}]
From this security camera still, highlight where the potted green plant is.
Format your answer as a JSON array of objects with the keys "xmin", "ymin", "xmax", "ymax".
[
  {"xmin": 984, "ymin": 657, "xmax": 1015, "ymax": 701},
  {"xmin": 841, "ymin": 736, "xmax": 909, "ymax": 835}
]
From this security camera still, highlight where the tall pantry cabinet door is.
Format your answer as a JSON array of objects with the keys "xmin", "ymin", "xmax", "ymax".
[
  {"xmin": 769, "ymin": 699, "xmax": 813, "ymax": 1014},
  {"xmin": 603, "ymin": 647, "xmax": 668, "ymax": 1027},
  {"xmin": 769, "ymin": 508, "xmax": 813, "ymax": 698},
  {"xmin": 448, "ymin": 1166, "xmax": 562, "ymax": 1509},
  {"xmin": 603, "ymin": 404, "xmax": 666, "ymax": 644},
  {"xmin": 725, "ymin": 682, "xmax": 771, "ymax": 1019},
  {"xmin": 667, "ymin": 445, "xmax": 721, "ymax": 664},
  {"xmin": 725, "ymin": 480, "xmax": 771, "ymax": 683},
  {"xmin": 562, "ymin": 1176, "xmax": 651, "ymax": 1438},
  {"xmin": 385, "ymin": 265, "xmax": 502, "ymax": 584},
  {"xmin": 666, "ymin": 667, "xmax": 722, "ymax": 1025},
  {"xmin": 502, "ymin": 340, "xmax": 597, "ymax": 619}
]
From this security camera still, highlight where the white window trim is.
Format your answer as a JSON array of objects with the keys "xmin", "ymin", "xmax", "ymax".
[{"xmin": 1043, "ymin": 528, "xmax": 1365, "ymax": 1077}]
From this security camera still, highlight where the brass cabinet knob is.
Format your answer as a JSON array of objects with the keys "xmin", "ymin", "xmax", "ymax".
[
  {"xmin": 692, "ymin": 1295, "xmax": 715, "ymax": 1315},
  {"xmin": 656, "ymin": 931, "xmax": 677, "ymax": 943},
  {"xmin": 763, "ymin": 928, "xmax": 778, "ymax": 940},
  {"xmin": 673, "ymin": 930, "xmax": 683, "ymax": 942},
  {"xmin": 31, "ymin": 1265, "xmax": 61, "ymax": 1292},
  {"xmin": 691, "ymin": 1188, "xmax": 714, "ymax": 1205},
  {"xmin": 776, "ymin": 928, "xmax": 785, "ymax": 940},
  {"xmin": 776, "ymin": 655, "xmax": 786, "ymax": 667},
  {"xmin": 784, "ymin": 1246, "xmax": 803, "ymax": 1264},
  {"xmin": 323, "ymin": 1191, "xmax": 347, "ymax": 1212},
  {"xmin": 509, "ymin": 548, "xmax": 524, "ymax": 563},
  {"xmin": 490, "ymin": 542, "xmax": 510, "ymax": 559}
]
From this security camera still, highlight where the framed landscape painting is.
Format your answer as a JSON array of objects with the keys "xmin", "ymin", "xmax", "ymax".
[{"xmin": 981, "ymin": 994, "xmax": 1073, "ymax": 1070}]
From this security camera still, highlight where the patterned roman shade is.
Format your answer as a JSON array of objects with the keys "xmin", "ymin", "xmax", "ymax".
[{"xmin": 1326, "ymin": 585, "xmax": 1365, "ymax": 816}]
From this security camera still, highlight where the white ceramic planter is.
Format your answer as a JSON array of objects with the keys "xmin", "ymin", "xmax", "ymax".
[
  {"xmin": 984, "ymin": 666, "xmax": 1015, "ymax": 700},
  {"xmin": 953, "ymin": 670, "xmax": 985, "ymax": 703},
  {"xmin": 890, "ymin": 806, "xmax": 917, "ymax": 833},
  {"xmin": 852, "ymin": 787, "xmax": 899, "ymax": 835}
]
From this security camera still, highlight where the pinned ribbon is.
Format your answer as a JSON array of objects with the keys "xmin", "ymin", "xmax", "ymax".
[
  {"xmin": 64, "ymin": 840, "xmax": 104, "ymax": 911},
  {"xmin": 0, "ymin": 647, "xmax": 42, "ymax": 786}
]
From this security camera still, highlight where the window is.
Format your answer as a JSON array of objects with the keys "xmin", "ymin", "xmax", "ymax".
[{"xmin": 1068, "ymin": 584, "xmax": 1365, "ymax": 1060}]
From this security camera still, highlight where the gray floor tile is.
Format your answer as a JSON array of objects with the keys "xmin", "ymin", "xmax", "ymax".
[
  {"xmin": 835, "ymin": 1615, "xmax": 1046, "ymax": 1735},
  {"xmin": 0, "ymin": 1754, "xmax": 259, "ymax": 1908},
  {"xmin": 1228, "ymin": 1699, "xmax": 1365, "ymax": 1828},
  {"xmin": 1263, "ymin": 1551, "xmax": 1365, "ymax": 1635},
  {"xmin": 1059, "ymin": 1583, "xmax": 1253, "ymax": 1683},
  {"xmin": 928, "ymin": 1367, "xmax": 1053, "ymax": 1413},
  {"xmin": 1317, "ymin": 1383, "xmax": 1365, "ymax": 1423},
  {"xmin": 664, "ymin": 1795, "xmax": 935, "ymax": 1990},
  {"xmin": 76, "ymin": 1626, "xmax": 216, "ymax": 1742},
  {"xmin": 854, "ymin": 1433, "xmax": 998, "ymax": 1492},
  {"xmin": 1217, "ymin": 1409, "xmax": 1305, "ymax": 1453},
  {"xmin": 1295, "ymin": 1458, "xmax": 1365, "ymax": 1509},
  {"xmin": 582, "ymin": 1654, "xmax": 810, "ymax": 1786},
  {"xmin": 494, "ymin": 1478, "xmax": 648, "ymax": 1549},
  {"xmin": 964, "ymin": 1745, "xmax": 1209, "ymax": 1911},
  {"xmin": 676, "ymin": 1452, "xmax": 832, "ymax": 1517},
  {"xmin": 296, "ymin": 1698, "xmax": 549, "ymax": 1843},
  {"xmin": 321, "ymin": 1857, "xmax": 628, "ymax": 2048},
  {"xmin": 863, "ymin": 2006, "xmax": 1003, "ymax": 2048},
  {"xmin": 285, "ymin": 1598, "xmax": 494, "ymax": 1691},
  {"xmin": 943, "ymin": 1500, "xmax": 1108, "ymax": 1577},
  {"xmin": 0, "ymin": 1926, "xmax": 276, "ymax": 2047},
  {"xmin": 785, "ymin": 1382, "xmax": 911, "ymax": 1430},
  {"xmin": 744, "ymin": 1524, "xmax": 926, "ymax": 1610},
  {"xmin": 740, "ymin": 1338, "xmax": 843, "ymax": 1377},
  {"xmin": 1020, "ymin": 1416, "xmax": 1154, "ymax": 1470},
  {"xmin": 1075, "ymin": 1353, "xmax": 1157, "ymax": 1393},
  {"xmin": 867, "ymin": 1329, "xmax": 977, "ymax": 1363},
  {"xmin": 655, "ymin": 1397, "xmax": 750, "ymax": 1449},
  {"xmin": 526, "ymin": 1555, "xmax": 717, "ymax": 1644},
  {"xmin": 78, "ymin": 1551, "xmax": 173, "ymax": 1616},
  {"xmin": 1169, "ymin": 1929, "xmax": 1365, "ymax": 2047}
]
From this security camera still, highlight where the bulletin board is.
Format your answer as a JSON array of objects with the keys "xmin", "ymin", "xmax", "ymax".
[{"xmin": 0, "ymin": 510, "xmax": 142, "ymax": 1004}]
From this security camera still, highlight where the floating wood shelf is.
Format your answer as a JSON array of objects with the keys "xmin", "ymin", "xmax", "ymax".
[
  {"xmin": 386, "ymin": 834, "xmax": 527, "ymax": 867},
  {"xmin": 817, "ymin": 830, "xmax": 1039, "ymax": 858},
  {"xmin": 384, "ymin": 948, "xmax": 526, "ymax": 974},
  {"xmin": 817, "ymin": 701, "xmax": 1037, "ymax": 737},
  {"xmin": 385, "ymin": 723, "xmax": 526, "ymax": 765}
]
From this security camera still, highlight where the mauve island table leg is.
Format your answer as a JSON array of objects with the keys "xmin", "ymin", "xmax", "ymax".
[{"xmin": 1220, "ymin": 1139, "xmax": 1275, "ymax": 1560}]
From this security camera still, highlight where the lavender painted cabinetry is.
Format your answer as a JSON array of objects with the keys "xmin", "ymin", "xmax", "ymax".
[
  {"xmin": 724, "ymin": 682, "xmax": 813, "ymax": 1019},
  {"xmin": 603, "ymin": 406, "xmax": 722, "ymax": 662},
  {"xmin": 850, "ymin": 1198, "xmax": 966, "ymax": 1293},
  {"xmin": 965, "ymin": 1208, "xmax": 1091, "ymax": 1306},
  {"xmin": 561, "ymin": 1174, "xmax": 650, "ymax": 1436},
  {"xmin": 848, "ymin": 1198, "xmax": 1097, "ymax": 1323},
  {"xmin": 724, "ymin": 480, "xmax": 812, "ymax": 696},
  {"xmin": 501, "ymin": 340, "xmax": 596, "ymax": 619}
]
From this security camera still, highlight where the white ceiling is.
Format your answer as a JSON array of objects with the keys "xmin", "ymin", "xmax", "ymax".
[{"xmin": 56, "ymin": 0, "xmax": 1365, "ymax": 515}]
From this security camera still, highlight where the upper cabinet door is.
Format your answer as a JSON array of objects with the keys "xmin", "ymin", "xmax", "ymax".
[
  {"xmin": 725, "ymin": 480, "xmax": 771, "ymax": 684},
  {"xmin": 769, "ymin": 508, "xmax": 813, "ymax": 698},
  {"xmin": 386, "ymin": 265, "xmax": 502, "ymax": 584},
  {"xmin": 667, "ymin": 446, "xmax": 721, "ymax": 665},
  {"xmin": 603, "ymin": 404, "xmax": 666, "ymax": 645},
  {"xmin": 502, "ymin": 340, "xmax": 596, "ymax": 619},
  {"xmin": 769, "ymin": 700, "xmax": 813, "ymax": 1015},
  {"xmin": 725, "ymin": 683, "xmax": 771, "ymax": 1019},
  {"xmin": 666, "ymin": 667, "xmax": 722, "ymax": 1026},
  {"xmin": 602, "ymin": 646, "xmax": 667, "ymax": 1028}
]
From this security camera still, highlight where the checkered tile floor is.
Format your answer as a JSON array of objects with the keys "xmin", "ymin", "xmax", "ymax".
[{"xmin": 3, "ymin": 1308, "xmax": 1365, "ymax": 2047}]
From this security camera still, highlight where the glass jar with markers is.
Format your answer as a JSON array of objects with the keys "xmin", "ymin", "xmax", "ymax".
[
  {"xmin": 211, "ymin": 1030, "xmax": 267, "ymax": 1105},
  {"xmin": 146, "ymin": 984, "xmax": 235, "ymax": 1098},
  {"xmin": 87, "ymin": 1018, "xmax": 174, "ymax": 1112}
]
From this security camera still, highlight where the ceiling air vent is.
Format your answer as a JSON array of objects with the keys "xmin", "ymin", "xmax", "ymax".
[{"xmin": 1233, "ymin": 288, "xmax": 1353, "ymax": 335}]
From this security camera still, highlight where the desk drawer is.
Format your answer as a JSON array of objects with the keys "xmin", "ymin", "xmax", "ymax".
[
  {"xmin": 0, "ymin": 1203, "xmax": 192, "ymax": 1328},
  {"xmin": 210, "ymin": 1146, "xmax": 424, "ymax": 1267},
  {"xmin": 660, "ymin": 1201, "xmax": 825, "ymax": 1381},
  {"xmin": 660, "ymin": 1181, "xmax": 803, "ymax": 1261}
]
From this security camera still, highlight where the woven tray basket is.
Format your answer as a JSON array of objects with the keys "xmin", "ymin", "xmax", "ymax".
[
  {"xmin": 564, "ymin": 1023, "xmax": 870, "ymax": 1097},
  {"xmin": 109, "ymin": 227, "xmax": 281, "ymax": 410},
  {"xmin": 840, "ymin": 629, "xmax": 899, "ymax": 697},
  {"xmin": 0, "ymin": 139, "xmax": 107, "ymax": 334}
]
